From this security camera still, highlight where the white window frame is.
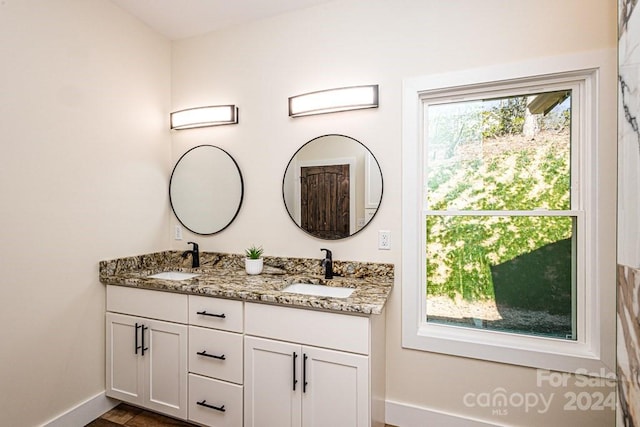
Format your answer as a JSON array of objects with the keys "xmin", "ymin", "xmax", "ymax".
[{"xmin": 401, "ymin": 50, "xmax": 616, "ymax": 375}]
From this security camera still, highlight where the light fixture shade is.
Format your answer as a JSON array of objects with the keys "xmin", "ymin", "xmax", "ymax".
[
  {"xmin": 170, "ymin": 105, "xmax": 238, "ymax": 129},
  {"xmin": 288, "ymin": 85, "xmax": 379, "ymax": 117}
]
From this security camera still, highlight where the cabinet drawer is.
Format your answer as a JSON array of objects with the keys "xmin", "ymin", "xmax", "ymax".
[
  {"xmin": 188, "ymin": 373, "xmax": 243, "ymax": 427},
  {"xmin": 106, "ymin": 285, "xmax": 188, "ymax": 323},
  {"xmin": 245, "ymin": 303, "xmax": 370, "ymax": 355},
  {"xmin": 189, "ymin": 295, "xmax": 243, "ymax": 332},
  {"xmin": 189, "ymin": 326, "xmax": 243, "ymax": 384}
]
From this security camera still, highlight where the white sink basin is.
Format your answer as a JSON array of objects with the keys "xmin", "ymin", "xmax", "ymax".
[
  {"xmin": 147, "ymin": 271, "xmax": 199, "ymax": 281},
  {"xmin": 282, "ymin": 283, "xmax": 354, "ymax": 298}
]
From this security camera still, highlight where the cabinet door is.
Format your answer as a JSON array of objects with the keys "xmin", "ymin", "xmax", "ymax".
[
  {"xmin": 244, "ymin": 336, "xmax": 301, "ymax": 427},
  {"xmin": 106, "ymin": 313, "xmax": 144, "ymax": 405},
  {"xmin": 302, "ymin": 346, "xmax": 369, "ymax": 427},
  {"xmin": 144, "ymin": 318, "xmax": 188, "ymax": 420}
]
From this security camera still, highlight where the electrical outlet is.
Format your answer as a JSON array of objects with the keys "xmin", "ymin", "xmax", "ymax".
[
  {"xmin": 175, "ymin": 225, "xmax": 183, "ymax": 240},
  {"xmin": 378, "ymin": 230, "xmax": 391, "ymax": 250}
]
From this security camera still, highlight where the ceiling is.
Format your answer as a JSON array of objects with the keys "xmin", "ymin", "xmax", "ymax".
[{"xmin": 109, "ymin": 0, "xmax": 335, "ymax": 40}]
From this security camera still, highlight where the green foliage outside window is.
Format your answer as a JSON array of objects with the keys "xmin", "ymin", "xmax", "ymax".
[{"xmin": 426, "ymin": 93, "xmax": 572, "ymax": 315}]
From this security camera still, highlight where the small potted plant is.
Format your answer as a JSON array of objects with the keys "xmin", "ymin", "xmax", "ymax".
[{"xmin": 245, "ymin": 245, "xmax": 264, "ymax": 275}]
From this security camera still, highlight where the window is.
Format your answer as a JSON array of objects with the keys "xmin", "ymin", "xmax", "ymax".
[
  {"xmin": 426, "ymin": 88, "xmax": 577, "ymax": 340},
  {"xmin": 402, "ymin": 51, "xmax": 615, "ymax": 374}
]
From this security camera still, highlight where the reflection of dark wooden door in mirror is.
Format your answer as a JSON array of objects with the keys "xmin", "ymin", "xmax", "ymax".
[{"xmin": 300, "ymin": 164, "xmax": 350, "ymax": 239}]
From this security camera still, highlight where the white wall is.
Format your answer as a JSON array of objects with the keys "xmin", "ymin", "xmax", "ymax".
[
  {"xmin": 171, "ymin": 0, "xmax": 617, "ymax": 425},
  {"xmin": 0, "ymin": 1, "xmax": 171, "ymax": 425}
]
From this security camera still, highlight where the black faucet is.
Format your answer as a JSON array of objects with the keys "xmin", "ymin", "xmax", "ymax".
[
  {"xmin": 320, "ymin": 248, "xmax": 333, "ymax": 279},
  {"xmin": 182, "ymin": 241, "xmax": 200, "ymax": 268}
]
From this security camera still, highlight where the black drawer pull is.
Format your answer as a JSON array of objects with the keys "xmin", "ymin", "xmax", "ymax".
[
  {"xmin": 196, "ymin": 310, "xmax": 226, "ymax": 318},
  {"xmin": 196, "ymin": 350, "xmax": 226, "ymax": 360},
  {"xmin": 197, "ymin": 400, "xmax": 226, "ymax": 412}
]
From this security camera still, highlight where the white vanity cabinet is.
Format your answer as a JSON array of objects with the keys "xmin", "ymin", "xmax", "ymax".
[
  {"xmin": 244, "ymin": 302, "xmax": 386, "ymax": 427},
  {"xmin": 105, "ymin": 286, "xmax": 188, "ymax": 420},
  {"xmin": 187, "ymin": 295, "xmax": 244, "ymax": 427},
  {"xmin": 105, "ymin": 286, "xmax": 385, "ymax": 427}
]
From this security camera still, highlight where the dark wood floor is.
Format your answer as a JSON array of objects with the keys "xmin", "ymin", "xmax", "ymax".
[
  {"xmin": 87, "ymin": 403, "xmax": 398, "ymax": 426},
  {"xmin": 85, "ymin": 404, "xmax": 195, "ymax": 427}
]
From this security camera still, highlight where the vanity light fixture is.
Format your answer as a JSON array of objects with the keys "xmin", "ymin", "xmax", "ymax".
[
  {"xmin": 170, "ymin": 105, "xmax": 238, "ymax": 130},
  {"xmin": 288, "ymin": 84, "xmax": 379, "ymax": 117}
]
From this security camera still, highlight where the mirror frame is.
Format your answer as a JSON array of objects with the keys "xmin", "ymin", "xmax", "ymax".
[
  {"xmin": 282, "ymin": 134, "xmax": 384, "ymax": 240},
  {"xmin": 169, "ymin": 144, "xmax": 244, "ymax": 235}
]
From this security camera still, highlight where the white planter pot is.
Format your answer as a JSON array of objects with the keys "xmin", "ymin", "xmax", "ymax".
[{"xmin": 245, "ymin": 258, "xmax": 263, "ymax": 275}]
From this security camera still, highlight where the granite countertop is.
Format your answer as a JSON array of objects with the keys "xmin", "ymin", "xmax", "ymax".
[{"xmin": 99, "ymin": 251, "xmax": 394, "ymax": 315}]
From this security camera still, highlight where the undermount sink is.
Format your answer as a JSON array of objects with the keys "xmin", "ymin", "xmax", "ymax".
[
  {"xmin": 147, "ymin": 271, "xmax": 200, "ymax": 281},
  {"xmin": 282, "ymin": 283, "xmax": 354, "ymax": 298}
]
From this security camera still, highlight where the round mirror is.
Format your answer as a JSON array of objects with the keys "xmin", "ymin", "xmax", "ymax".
[
  {"xmin": 282, "ymin": 134, "xmax": 383, "ymax": 240},
  {"xmin": 170, "ymin": 145, "xmax": 244, "ymax": 235}
]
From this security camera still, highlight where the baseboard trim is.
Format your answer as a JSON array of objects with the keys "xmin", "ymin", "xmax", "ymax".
[
  {"xmin": 386, "ymin": 399, "xmax": 502, "ymax": 427},
  {"xmin": 41, "ymin": 391, "xmax": 119, "ymax": 427},
  {"xmin": 42, "ymin": 393, "xmax": 505, "ymax": 427}
]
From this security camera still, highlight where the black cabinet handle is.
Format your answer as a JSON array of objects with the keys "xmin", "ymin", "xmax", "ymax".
[
  {"xmin": 196, "ymin": 310, "xmax": 226, "ymax": 319},
  {"xmin": 303, "ymin": 354, "xmax": 308, "ymax": 393},
  {"xmin": 135, "ymin": 323, "xmax": 142, "ymax": 354},
  {"xmin": 197, "ymin": 400, "xmax": 226, "ymax": 412},
  {"xmin": 196, "ymin": 350, "xmax": 226, "ymax": 360},
  {"xmin": 141, "ymin": 325, "xmax": 148, "ymax": 356},
  {"xmin": 293, "ymin": 352, "xmax": 298, "ymax": 391}
]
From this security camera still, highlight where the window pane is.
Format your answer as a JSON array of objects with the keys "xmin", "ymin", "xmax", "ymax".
[
  {"xmin": 426, "ymin": 215, "xmax": 576, "ymax": 340},
  {"xmin": 426, "ymin": 91, "xmax": 571, "ymax": 211}
]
